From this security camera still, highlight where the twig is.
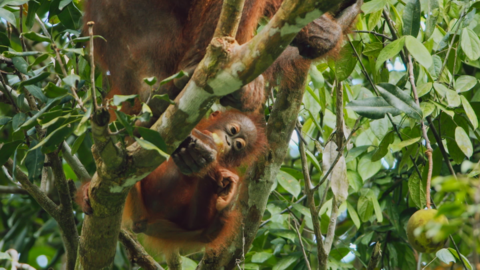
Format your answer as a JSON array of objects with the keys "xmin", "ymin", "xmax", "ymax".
[
  {"xmin": 406, "ymin": 53, "xmax": 433, "ymax": 208},
  {"xmin": 6, "ymin": 249, "xmax": 36, "ymax": 270},
  {"xmin": 119, "ymin": 229, "xmax": 164, "ymax": 270},
  {"xmin": 4, "ymin": 159, "xmax": 59, "ymax": 218},
  {"xmin": 292, "ymin": 219, "xmax": 312, "ymax": 270},
  {"xmin": 0, "ymin": 185, "xmax": 28, "ymax": 195},
  {"xmin": 87, "ymin": 21, "xmax": 99, "ymax": 112},
  {"xmin": 354, "ymin": 30, "xmax": 393, "ymax": 40},
  {"xmin": 297, "ymin": 124, "xmax": 327, "ymax": 268},
  {"xmin": 62, "ymin": 142, "xmax": 91, "ymax": 181},
  {"xmin": 436, "ymin": 8, "xmax": 465, "ymax": 83},
  {"xmin": 426, "ymin": 116, "xmax": 456, "ymax": 177},
  {"xmin": 18, "ymin": 6, "xmax": 27, "ymax": 60},
  {"xmin": 382, "ymin": 9, "xmax": 407, "ymax": 68},
  {"xmin": 47, "ymin": 153, "xmax": 79, "ymax": 270}
]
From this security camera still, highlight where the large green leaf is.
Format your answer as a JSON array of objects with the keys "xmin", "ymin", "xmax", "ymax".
[
  {"xmin": 276, "ymin": 170, "xmax": 301, "ymax": 198},
  {"xmin": 455, "ymin": 75, "xmax": 477, "ymax": 92},
  {"xmin": 461, "ymin": 96, "xmax": 478, "ymax": 130},
  {"xmin": 346, "ymin": 97, "xmax": 401, "ymax": 119},
  {"xmin": 377, "ymin": 83, "xmax": 423, "ymax": 120},
  {"xmin": 402, "ymin": 0, "xmax": 421, "ymax": 37},
  {"xmin": 405, "ymin": 36, "xmax": 432, "ymax": 68},
  {"xmin": 455, "ymin": 126, "xmax": 473, "ymax": 158},
  {"xmin": 461, "ymin": 28, "xmax": 480, "ymax": 61},
  {"xmin": 0, "ymin": 140, "xmax": 23, "ymax": 166},
  {"xmin": 408, "ymin": 173, "xmax": 426, "ymax": 209},
  {"xmin": 376, "ymin": 37, "xmax": 405, "ymax": 71}
]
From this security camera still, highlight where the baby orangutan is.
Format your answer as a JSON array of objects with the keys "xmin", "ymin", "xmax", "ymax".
[{"xmin": 122, "ymin": 110, "xmax": 266, "ymax": 254}]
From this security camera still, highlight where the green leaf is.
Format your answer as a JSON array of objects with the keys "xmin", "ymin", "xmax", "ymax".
[
  {"xmin": 461, "ymin": 28, "xmax": 480, "ymax": 61},
  {"xmin": 12, "ymin": 57, "xmax": 29, "ymax": 75},
  {"xmin": 455, "ymin": 126, "xmax": 473, "ymax": 158},
  {"xmin": 377, "ymin": 83, "xmax": 423, "ymax": 120},
  {"xmin": 408, "ymin": 173, "xmax": 426, "ymax": 209},
  {"xmin": 57, "ymin": 2, "xmax": 82, "ymax": 29},
  {"xmin": 357, "ymin": 190, "xmax": 374, "ymax": 222},
  {"xmin": 335, "ymin": 41, "xmax": 359, "ymax": 81},
  {"xmin": 417, "ymin": 82, "xmax": 432, "ymax": 97},
  {"xmin": 137, "ymin": 127, "xmax": 168, "ymax": 152},
  {"xmin": 402, "ymin": 0, "xmax": 421, "ymax": 37},
  {"xmin": 19, "ymin": 98, "xmax": 62, "ymax": 130},
  {"xmin": 152, "ymin": 94, "xmax": 176, "ymax": 105},
  {"xmin": 61, "ymin": 48, "xmax": 84, "ymax": 56},
  {"xmin": 346, "ymin": 202, "xmax": 361, "ymax": 229},
  {"xmin": 251, "ymin": 252, "xmax": 273, "ymax": 263},
  {"xmin": 461, "ymin": 96, "xmax": 478, "ymax": 130},
  {"xmin": 447, "ymin": 248, "xmax": 473, "ymax": 270},
  {"xmin": 358, "ymin": 154, "xmax": 382, "ymax": 181},
  {"xmin": 361, "ymin": 0, "xmax": 388, "ymax": 14},
  {"xmin": 12, "ymin": 112, "xmax": 27, "ymax": 131},
  {"xmin": 31, "ymin": 123, "xmax": 75, "ymax": 153},
  {"xmin": 115, "ymin": 111, "xmax": 134, "ymax": 137},
  {"xmin": 309, "ymin": 66, "xmax": 324, "ymax": 89},
  {"xmin": 276, "ymin": 170, "xmax": 301, "ymax": 198},
  {"xmin": 160, "ymin": 70, "xmax": 187, "ymax": 85},
  {"xmin": 405, "ymin": 36, "xmax": 432, "ymax": 68},
  {"xmin": 63, "ymin": 74, "xmax": 80, "ymax": 87},
  {"xmin": 436, "ymin": 249, "xmax": 456, "ymax": 265},
  {"xmin": 370, "ymin": 194, "xmax": 383, "ymax": 222},
  {"xmin": 372, "ymin": 132, "xmax": 394, "ymax": 161},
  {"xmin": 72, "ymin": 35, "xmax": 107, "ymax": 43},
  {"xmin": 143, "ymin": 77, "xmax": 158, "ymax": 86},
  {"xmin": 70, "ymin": 132, "xmax": 86, "ymax": 155},
  {"xmin": 446, "ymin": 89, "xmax": 461, "ymax": 108},
  {"xmin": 0, "ymin": 8, "xmax": 15, "ymax": 25},
  {"xmin": 363, "ymin": 42, "xmax": 383, "ymax": 57},
  {"xmin": 272, "ymin": 255, "xmax": 300, "ymax": 270},
  {"xmin": 0, "ymin": 140, "xmax": 23, "ymax": 166},
  {"xmin": 112, "ymin": 94, "xmax": 138, "ymax": 108},
  {"xmin": 0, "ymin": 0, "xmax": 29, "ymax": 6},
  {"xmin": 59, "ymin": 0, "xmax": 72, "ymax": 10},
  {"xmin": 346, "ymin": 97, "xmax": 401, "ymax": 119},
  {"xmin": 24, "ymin": 140, "xmax": 44, "ymax": 182},
  {"xmin": 455, "ymin": 75, "xmax": 477, "ymax": 92},
  {"xmin": 43, "ymin": 82, "xmax": 68, "ymax": 98},
  {"xmin": 3, "ymin": 50, "xmax": 41, "ymax": 58},
  {"xmin": 390, "ymin": 137, "xmax": 420, "ymax": 152},
  {"xmin": 433, "ymin": 82, "xmax": 449, "ymax": 97},
  {"xmin": 19, "ymin": 72, "xmax": 50, "ymax": 87},
  {"xmin": 134, "ymin": 137, "xmax": 169, "ymax": 159},
  {"xmin": 420, "ymin": 102, "xmax": 435, "ymax": 118},
  {"xmin": 22, "ymin": 31, "xmax": 51, "ymax": 42},
  {"xmin": 376, "ymin": 37, "xmax": 405, "ymax": 71}
]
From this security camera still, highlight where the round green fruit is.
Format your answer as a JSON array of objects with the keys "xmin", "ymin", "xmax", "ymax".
[{"xmin": 407, "ymin": 209, "xmax": 448, "ymax": 253}]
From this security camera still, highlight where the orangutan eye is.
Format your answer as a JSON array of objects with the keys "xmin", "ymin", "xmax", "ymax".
[
  {"xmin": 229, "ymin": 125, "xmax": 239, "ymax": 135},
  {"xmin": 234, "ymin": 139, "xmax": 245, "ymax": 151}
]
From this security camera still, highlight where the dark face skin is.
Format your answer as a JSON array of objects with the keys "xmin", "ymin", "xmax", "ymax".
[{"xmin": 208, "ymin": 115, "xmax": 257, "ymax": 159}]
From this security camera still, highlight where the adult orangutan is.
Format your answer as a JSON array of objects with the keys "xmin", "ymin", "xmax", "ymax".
[{"xmin": 84, "ymin": 0, "xmax": 363, "ymax": 117}]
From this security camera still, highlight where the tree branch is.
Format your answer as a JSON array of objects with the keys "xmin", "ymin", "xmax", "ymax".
[
  {"xmin": 118, "ymin": 229, "xmax": 164, "ymax": 270},
  {"xmin": 62, "ymin": 142, "xmax": 91, "ymax": 181},
  {"xmin": 0, "ymin": 185, "xmax": 28, "ymax": 195},
  {"xmin": 47, "ymin": 152, "xmax": 79, "ymax": 270},
  {"xmin": 4, "ymin": 159, "xmax": 59, "ymax": 218}
]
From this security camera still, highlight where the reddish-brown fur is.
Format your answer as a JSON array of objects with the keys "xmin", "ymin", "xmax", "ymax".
[
  {"xmin": 84, "ymin": 0, "xmax": 360, "ymax": 117},
  {"xmin": 122, "ymin": 111, "xmax": 266, "ymax": 254}
]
